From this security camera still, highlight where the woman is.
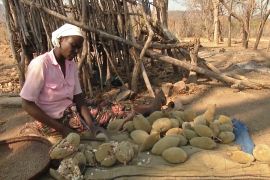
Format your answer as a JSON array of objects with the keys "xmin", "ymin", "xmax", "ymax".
[
  {"xmin": 20, "ymin": 24, "xmax": 96, "ymax": 136},
  {"xmin": 20, "ymin": 23, "xmax": 166, "ymax": 137}
]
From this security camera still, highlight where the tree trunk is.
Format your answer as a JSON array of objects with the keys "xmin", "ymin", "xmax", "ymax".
[
  {"xmin": 242, "ymin": 26, "xmax": 249, "ymax": 49},
  {"xmin": 227, "ymin": 0, "xmax": 233, "ymax": 47},
  {"xmin": 153, "ymin": 0, "xmax": 168, "ymax": 27},
  {"xmin": 213, "ymin": 0, "xmax": 220, "ymax": 45},
  {"xmin": 254, "ymin": 11, "xmax": 270, "ymax": 50}
]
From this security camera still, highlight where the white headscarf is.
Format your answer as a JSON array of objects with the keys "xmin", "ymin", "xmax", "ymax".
[{"xmin": 52, "ymin": 23, "xmax": 83, "ymax": 47}]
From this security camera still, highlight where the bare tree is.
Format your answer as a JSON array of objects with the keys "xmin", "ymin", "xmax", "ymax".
[
  {"xmin": 227, "ymin": 0, "xmax": 233, "ymax": 47},
  {"xmin": 254, "ymin": 0, "xmax": 270, "ymax": 50},
  {"xmin": 185, "ymin": 0, "xmax": 214, "ymax": 41},
  {"xmin": 220, "ymin": 0, "xmax": 256, "ymax": 49},
  {"xmin": 213, "ymin": 0, "xmax": 221, "ymax": 45}
]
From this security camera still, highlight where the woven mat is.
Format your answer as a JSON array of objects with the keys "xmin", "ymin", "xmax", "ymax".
[
  {"xmin": 85, "ymin": 144, "xmax": 270, "ymax": 179},
  {"xmin": 0, "ymin": 136, "xmax": 51, "ymax": 180}
]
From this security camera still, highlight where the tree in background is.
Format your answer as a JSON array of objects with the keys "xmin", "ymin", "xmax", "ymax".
[
  {"xmin": 220, "ymin": 0, "xmax": 256, "ymax": 49},
  {"xmin": 254, "ymin": 0, "xmax": 270, "ymax": 49}
]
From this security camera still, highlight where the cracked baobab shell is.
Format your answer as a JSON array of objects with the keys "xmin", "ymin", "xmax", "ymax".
[
  {"xmin": 219, "ymin": 124, "xmax": 233, "ymax": 132},
  {"xmin": 209, "ymin": 122, "xmax": 220, "ymax": 137},
  {"xmin": 147, "ymin": 111, "xmax": 164, "ymax": 125},
  {"xmin": 253, "ymin": 144, "xmax": 270, "ymax": 162},
  {"xmin": 182, "ymin": 109, "xmax": 197, "ymax": 122},
  {"xmin": 73, "ymin": 152, "xmax": 87, "ymax": 166},
  {"xmin": 170, "ymin": 118, "xmax": 180, "ymax": 128},
  {"xmin": 115, "ymin": 141, "xmax": 135, "ymax": 165},
  {"xmin": 130, "ymin": 130, "xmax": 149, "ymax": 145},
  {"xmin": 190, "ymin": 137, "xmax": 216, "ymax": 150},
  {"xmin": 162, "ymin": 147, "xmax": 188, "ymax": 164},
  {"xmin": 84, "ymin": 147, "xmax": 97, "ymax": 166},
  {"xmin": 123, "ymin": 121, "xmax": 135, "ymax": 132},
  {"xmin": 66, "ymin": 133, "xmax": 81, "ymax": 147},
  {"xmin": 152, "ymin": 118, "xmax": 172, "ymax": 133},
  {"xmin": 183, "ymin": 129, "xmax": 198, "ymax": 140},
  {"xmin": 193, "ymin": 124, "xmax": 214, "ymax": 138},
  {"xmin": 133, "ymin": 114, "xmax": 151, "ymax": 133},
  {"xmin": 151, "ymin": 136, "xmax": 180, "ymax": 155},
  {"xmin": 165, "ymin": 128, "xmax": 183, "ymax": 136},
  {"xmin": 218, "ymin": 131, "xmax": 235, "ymax": 144},
  {"xmin": 100, "ymin": 156, "xmax": 117, "ymax": 167},
  {"xmin": 49, "ymin": 168, "xmax": 65, "ymax": 180},
  {"xmin": 218, "ymin": 115, "xmax": 232, "ymax": 125},
  {"xmin": 110, "ymin": 132, "xmax": 130, "ymax": 142},
  {"xmin": 141, "ymin": 132, "xmax": 160, "ymax": 152},
  {"xmin": 228, "ymin": 150, "xmax": 254, "ymax": 164},
  {"xmin": 107, "ymin": 119, "xmax": 125, "ymax": 132},
  {"xmin": 95, "ymin": 143, "xmax": 116, "ymax": 167},
  {"xmin": 193, "ymin": 115, "xmax": 207, "ymax": 126},
  {"xmin": 203, "ymin": 104, "xmax": 216, "ymax": 123},
  {"xmin": 49, "ymin": 134, "xmax": 80, "ymax": 160}
]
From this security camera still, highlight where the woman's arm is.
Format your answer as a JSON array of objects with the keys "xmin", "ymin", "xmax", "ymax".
[
  {"xmin": 73, "ymin": 93, "xmax": 94, "ymax": 130},
  {"xmin": 21, "ymin": 98, "xmax": 73, "ymax": 136}
]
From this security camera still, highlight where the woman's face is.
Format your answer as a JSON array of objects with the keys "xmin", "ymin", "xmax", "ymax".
[{"xmin": 59, "ymin": 36, "xmax": 84, "ymax": 60}]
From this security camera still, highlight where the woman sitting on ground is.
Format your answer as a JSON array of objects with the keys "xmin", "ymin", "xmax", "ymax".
[{"xmin": 20, "ymin": 23, "xmax": 166, "ymax": 137}]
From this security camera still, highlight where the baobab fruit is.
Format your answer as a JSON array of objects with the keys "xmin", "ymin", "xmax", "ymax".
[
  {"xmin": 253, "ymin": 144, "xmax": 270, "ymax": 162},
  {"xmin": 193, "ymin": 124, "xmax": 214, "ymax": 138},
  {"xmin": 95, "ymin": 143, "xmax": 116, "ymax": 167},
  {"xmin": 115, "ymin": 141, "xmax": 135, "ymax": 165},
  {"xmin": 133, "ymin": 114, "xmax": 151, "ymax": 133},
  {"xmin": 151, "ymin": 136, "xmax": 180, "ymax": 155},
  {"xmin": 162, "ymin": 147, "xmax": 188, "ymax": 164},
  {"xmin": 152, "ymin": 118, "xmax": 172, "ymax": 133},
  {"xmin": 182, "ymin": 109, "xmax": 196, "ymax": 122},
  {"xmin": 182, "ymin": 122, "xmax": 192, "ymax": 130},
  {"xmin": 219, "ymin": 124, "xmax": 233, "ymax": 132},
  {"xmin": 190, "ymin": 137, "xmax": 216, "ymax": 150},
  {"xmin": 183, "ymin": 129, "xmax": 198, "ymax": 140},
  {"xmin": 66, "ymin": 133, "xmax": 80, "ymax": 147},
  {"xmin": 165, "ymin": 128, "xmax": 183, "ymax": 136},
  {"xmin": 203, "ymin": 104, "xmax": 216, "ymax": 123},
  {"xmin": 177, "ymin": 135, "xmax": 188, "ymax": 146},
  {"xmin": 170, "ymin": 118, "xmax": 180, "ymax": 128},
  {"xmin": 147, "ymin": 111, "xmax": 164, "ymax": 125},
  {"xmin": 73, "ymin": 152, "xmax": 87, "ymax": 166},
  {"xmin": 218, "ymin": 115, "xmax": 232, "ymax": 125},
  {"xmin": 193, "ymin": 115, "xmax": 207, "ymax": 126},
  {"xmin": 107, "ymin": 119, "xmax": 125, "ymax": 131},
  {"xmin": 130, "ymin": 130, "xmax": 149, "ymax": 145},
  {"xmin": 218, "ymin": 132, "xmax": 235, "ymax": 144},
  {"xmin": 228, "ymin": 150, "xmax": 254, "ymax": 164},
  {"xmin": 209, "ymin": 122, "xmax": 220, "ymax": 137},
  {"xmin": 122, "ymin": 121, "xmax": 135, "ymax": 132},
  {"xmin": 140, "ymin": 132, "xmax": 160, "ymax": 152}
]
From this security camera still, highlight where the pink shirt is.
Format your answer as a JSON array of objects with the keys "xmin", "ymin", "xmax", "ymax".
[{"xmin": 20, "ymin": 49, "xmax": 82, "ymax": 119}]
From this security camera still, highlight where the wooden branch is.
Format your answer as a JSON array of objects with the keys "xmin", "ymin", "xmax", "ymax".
[
  {"xmin": 149, "ymin": 42, "xmax": 193, "ymax": 49},
  {"xmin": 188, "ymin": 38, "xmax": 200, "ymax": 83},
  {"xmin": 220, "ymin": 0, "xmax": 243, "ymax": 23},
  {"xmin": 139, "ymin": 3, "xmax": 155, "ymax": 97}
]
